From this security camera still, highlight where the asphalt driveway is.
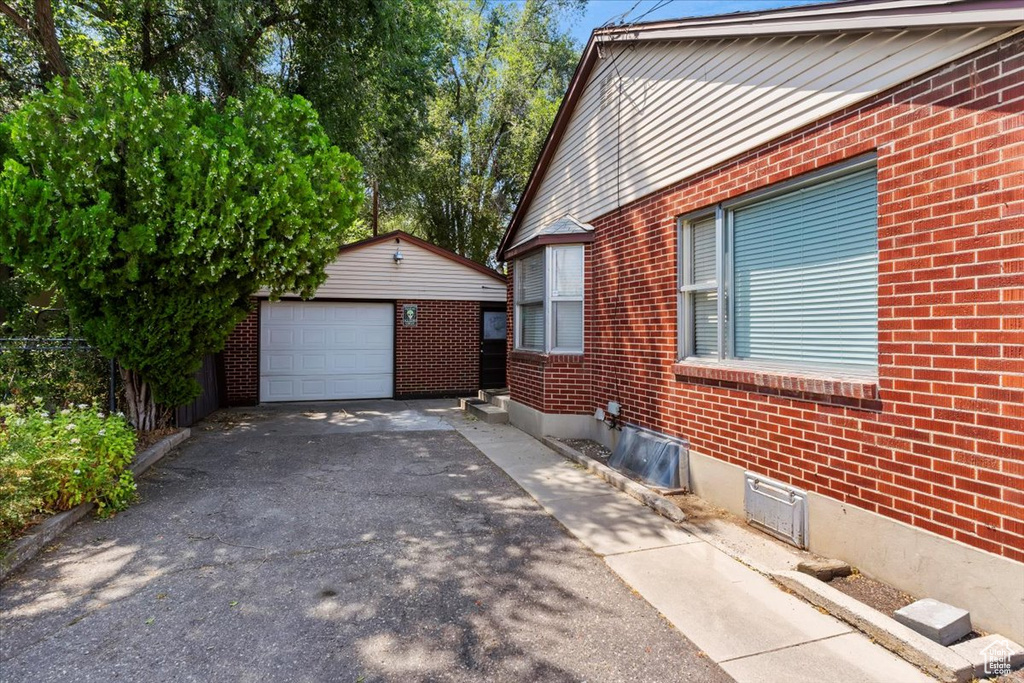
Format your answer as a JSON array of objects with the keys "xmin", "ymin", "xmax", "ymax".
[{"xmin": 0, "ymin": 401, "xmax": 729, "ymax": 682}]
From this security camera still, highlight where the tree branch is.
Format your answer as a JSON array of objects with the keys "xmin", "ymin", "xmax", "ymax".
[
  {"xmin": 33, "ymin": 0, "xmax": 70, "ymax": 78},
  {"xmin": 0, "ymin": 0, "xmax": 32, "ymax": 34}
]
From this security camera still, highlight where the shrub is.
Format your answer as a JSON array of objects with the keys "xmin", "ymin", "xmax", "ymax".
[
  {"xmin": 0, "ymin": 402, "xmax": 137, "ymax": 545},
  {"xmin": 0, "ymin": 342, "xmax": 108, "ymax": 411}
]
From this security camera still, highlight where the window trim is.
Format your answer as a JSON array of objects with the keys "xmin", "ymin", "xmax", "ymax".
[
  {"xmin": 677, "ymin": 156, "xmax": 878, "ymax": 375},
  {"xmin": 514, "ymin": 244, "xmax": 585, "ymax": 354}
]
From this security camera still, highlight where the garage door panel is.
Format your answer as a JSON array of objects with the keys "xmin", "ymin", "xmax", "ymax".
[
  {"xmin": 300, "ymin": 328, "xmax": 327, "ymax": 346},
  {"xmin": 264, "ymin": 305, "xmax": 296, "ymax": 322},
  {"xmin": 260, "ymin": 301, "xmax": 394, "ymax": 402},
  {"xmin": 264, "ymin": 353, "xmax": 295, "ymax": 372},
  {"xmin": 266, "ymin": 328, "xmax": 295, "ymax": 347}
]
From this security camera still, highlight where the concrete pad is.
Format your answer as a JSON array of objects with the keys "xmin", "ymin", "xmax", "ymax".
[
  {"xmin": 950, "ymin": 634, "xmax": 1024, "ymax": 679},
  {"xmin": 504, "ymin": 464, "xmax": 616, "ymax": 503},
  {"xmin": 720, "ymin": 632, "xmax": 935, "ymax": 683},
  {"xmin": 235, "ymin": 401, "xmax": 456, "ymax": 436},
  {"xmin": 606, "ymin": 543, "xmax": 850, "ymax": 662},
  {"xmin": 539, "ymin": 493, "xmax": 699, "ymax": 556},
  {"xmin": 895, "ymin": 598, "xmax": 972, "ymax": 646}
]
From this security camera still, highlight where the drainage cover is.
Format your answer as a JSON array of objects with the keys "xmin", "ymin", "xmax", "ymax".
[
  {"xmin": 608, "ymin": 426, "xmax": 689, "ymax": 490},
  {"xmin": 743, "ymin": 472, "xmax": 808, "ymax": 548}
]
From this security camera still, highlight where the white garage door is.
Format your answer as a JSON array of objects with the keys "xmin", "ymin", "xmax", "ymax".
[{"xmin": 260, "ymin": 301, "xmax": 394, "ymax": 402}]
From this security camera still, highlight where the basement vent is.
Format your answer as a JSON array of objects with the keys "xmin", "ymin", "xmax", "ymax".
[
  {"xmin": 743, "ymin": 472, "xmax": 808, "ymax": 549},
  {"xmin": 608, "ymin": 426, "xmax": 690, "ymax": 491}
]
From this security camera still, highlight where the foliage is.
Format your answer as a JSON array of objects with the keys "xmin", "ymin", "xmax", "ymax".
[
  {"xmin": 0, "ymin": 276, "xmax": 109, "ymax": 412},
  {"xmin": 0, "ymin": 0, "xmax": 445, "ymax": 229},
  {"xmin": 0, "ymin": 402, "xmax": 137, "ymax": 545},
  {"xmin": 409, "ymin": 0, "xmax": 582, "ymax": 264},
  {"xmin": 0, "ymin": 68, "xmax": 363, "ymax": 427},
  {"xmin": 288, "ymin": 0, "xmax": 446, "ymax": 219},
  {"xmin": 0, "ymin": 340, "xmax": 108, "ymax": 411}
]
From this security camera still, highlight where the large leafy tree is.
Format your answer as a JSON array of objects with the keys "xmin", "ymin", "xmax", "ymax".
[
  {"xmin": 410, "ymin": 0, "xmax": 581, "ymax": 264},
  {"xmin": 0, "ymin": 69, "xmax": 363, "ymax": 428},
  {"xmin": 0, "ymin": 0, "xmax": 444, "ymax": 226}
]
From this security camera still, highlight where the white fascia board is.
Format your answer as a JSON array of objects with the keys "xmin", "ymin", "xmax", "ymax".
[{"xmin": 595, "ymin": 1, "xmax": 1024, "ymax": 42}]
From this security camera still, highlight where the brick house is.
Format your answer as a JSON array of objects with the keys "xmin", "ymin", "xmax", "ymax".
[
  {"xmin": 496, "ymin": 0, "xmax": 1024, "ymax": 641},
  {"xmin": 223, "ymin": 230, "xmax": 507, "ymax": 405}
]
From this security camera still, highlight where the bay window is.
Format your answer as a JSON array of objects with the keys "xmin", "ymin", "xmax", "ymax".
[{"xmin": 515, "ymin": 245, "xmax": 584, "ymax": 353}]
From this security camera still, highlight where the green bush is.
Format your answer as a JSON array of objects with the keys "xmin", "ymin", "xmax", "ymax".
[
  {"xmin": 0, "ymin": 402, "xmax": 137, "ymax": 545},
  {"xmin": 0, "ymin": 343, "xmax": 108, "ymax": 411}
]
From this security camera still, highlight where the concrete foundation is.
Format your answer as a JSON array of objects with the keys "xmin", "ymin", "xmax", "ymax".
[{"xmin": 508, "ymin": 401, "xmax": 1024, "ymax": 644}]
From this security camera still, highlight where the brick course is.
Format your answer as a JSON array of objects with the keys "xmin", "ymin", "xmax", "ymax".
[
  {"xmin": 507, "ymin": 36, "xmax": 1024, "ymax": 561},
  {"xmin": 223, "ymin": 303, "xmax": 259, "ymax": 406},
  {"xmin": 394, "ymin": 299, "xmax": 481, "ymax": 398}
]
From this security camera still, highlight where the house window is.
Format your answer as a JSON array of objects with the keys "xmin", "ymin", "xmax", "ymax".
[
  {"xmin": 679, "ymin": 161, "xmax": 878, "ymax": 373},
  {"xmin": 515, "ymin": 245, "xmax": 584, "ymax": 353}
]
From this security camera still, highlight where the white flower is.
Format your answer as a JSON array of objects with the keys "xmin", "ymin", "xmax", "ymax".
[
  {"xmin": 97, "ymin": 413, "xmax": 105, "ymax": 419},
  {"xmin": 65, "ymin": 423, "xmax": 76, "ymax": 431},
  {"xmin": 33, "ymin": 396, "xmax": 43, "ymax": 404},
  {"xmin": 98, "ymin": 429, "xmax": 106, "ymax": 436},
  {"xmin": 70, "ymin": 438, "xmax": 80, "ymax": 445},
  {"xmin": 116, "ymin": 412, "xmax": 124, "ymax": 418},
  {"xmin": 40, "ymin": 411, "xmax": 50, "ymax": 418},
  {"xmin": 77, "ymin": 404, "xmax": 89, "ymax": 410},
  {"xmin": 73, "ymin": 469, "xmax": 81, "ymax": 475},
  {"xmin": 60, "ymin": 409, "xmax": 71, "ymax": 416}
]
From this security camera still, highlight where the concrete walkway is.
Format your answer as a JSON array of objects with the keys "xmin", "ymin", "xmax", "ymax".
[{"xmin": 436, "ymin": 403, "xmax": 935, "ymax": 683}]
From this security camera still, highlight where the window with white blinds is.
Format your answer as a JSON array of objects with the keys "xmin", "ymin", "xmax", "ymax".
[
  {"xmin": 679, "ymin": 161, "xmax": 878, "ymax": 373},
  {"xmin": 515, "ymin": 245, "xmax": 584, "ymax": 353},
  {"xmin": 516, "ymin": 251, "xmax": 545, "ymax": 351}
]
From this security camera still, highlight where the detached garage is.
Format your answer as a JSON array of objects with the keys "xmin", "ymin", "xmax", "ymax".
[{"xmin": 222, "ymin": 231, "xmax": 507, "ymax": 405}]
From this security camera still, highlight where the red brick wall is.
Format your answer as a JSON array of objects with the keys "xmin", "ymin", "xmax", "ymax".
[
  {"xmin": 508, "ymin": 36, "xmax": 1024, "ymax": 561},
  {"xmin": 223, "ymin": 304, "xmax": 259, "ymax": 406},
  {"xmin": 394, "ymin": 300, "xmax": 480, "ymax": 398}
]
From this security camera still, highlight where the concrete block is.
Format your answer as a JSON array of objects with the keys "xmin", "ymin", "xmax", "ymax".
[
  {"xmin": 797, "ymin": 558, "xmax": 853, "ymax": 582},
  {"xmin": 894, "ymin": 598, "xmax": 972, "ymax": 646},
  {"xmin": 949, "ymin": 634, "xmax": 1024, "ymax": 679}
]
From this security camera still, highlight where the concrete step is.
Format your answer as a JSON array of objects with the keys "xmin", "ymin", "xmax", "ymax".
[
  {"xmin": 477, "ymin": 388, "xmax": 511, "ymax": 411},
  {"xmin": 460, "ymin": 397, "xmax": 509, "ymax": 424}
]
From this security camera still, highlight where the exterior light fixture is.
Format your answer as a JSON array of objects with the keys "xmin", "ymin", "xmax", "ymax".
[{"xmin": 393, "ymin": 238, "xmax": 403, "ymax": 264}]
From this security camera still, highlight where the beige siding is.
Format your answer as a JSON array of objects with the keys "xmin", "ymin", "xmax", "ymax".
[
  {"xmin": 261, "ymin": 239, "xmax": 506, "ymax": 301},
  {"xmin": 515, "ymin": 27, "xmax": 1011, "ymax": 246}
]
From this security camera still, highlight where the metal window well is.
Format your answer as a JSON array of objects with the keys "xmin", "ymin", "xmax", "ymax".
[
  {"xmin": 608, "ymin": 426, "xmax": 690, "ymax": 491},
  {"xmin": 743, "ymin": 472, "xmax": 809, "ymax": 549}
]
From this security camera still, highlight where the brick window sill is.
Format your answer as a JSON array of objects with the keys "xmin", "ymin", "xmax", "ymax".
[
  {"xmin": 510, "ymin": 350, "xmax": 585, "ymax": 366},
  {"xmin": 671, "ymin": 360, "xmax": 879, "ymax": 401}
]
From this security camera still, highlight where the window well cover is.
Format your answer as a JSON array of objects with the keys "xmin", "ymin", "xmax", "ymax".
[{"xmin": 608, "ymin": 426, "xmax": 690, "ymax": 490}]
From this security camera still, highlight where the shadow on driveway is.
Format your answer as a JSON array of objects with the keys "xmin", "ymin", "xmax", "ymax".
[{"xmin": 0, "ymin": 401, "xmax": 729, "ymax": 682}]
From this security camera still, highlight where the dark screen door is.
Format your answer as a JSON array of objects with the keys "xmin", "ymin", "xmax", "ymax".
[{"xmin": 479, "ymin": 304, "xmax": 507, "ymax": 389}]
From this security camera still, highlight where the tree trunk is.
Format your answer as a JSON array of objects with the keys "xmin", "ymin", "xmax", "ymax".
[
  {"xmin": 32, "ymin": 0, "xmax": 70, "ymax": 79},
  {"xmin": 120, "ymin": 365, "xmax": 160, "ymax": 431}
]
